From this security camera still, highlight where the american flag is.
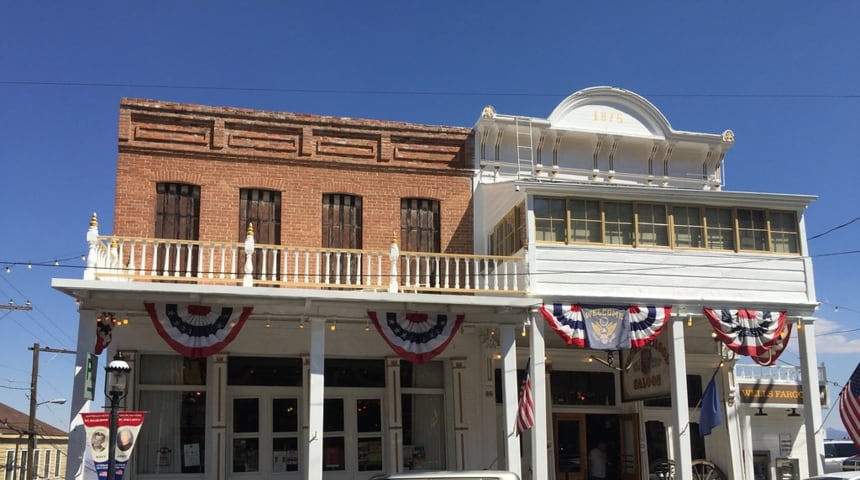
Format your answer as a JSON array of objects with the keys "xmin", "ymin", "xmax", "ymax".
[
  {"xmin": 516, "ymin": 361, "xmax": 535, "ymax": 435},
  {"xmin": 840, "ymin": 362, "xmax": 860, "ymax": 449}
]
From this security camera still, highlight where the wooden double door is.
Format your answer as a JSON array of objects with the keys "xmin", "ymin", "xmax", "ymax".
[{"xmin": 552, "ymin": 413, "xmax": 640, "ymax": 480}]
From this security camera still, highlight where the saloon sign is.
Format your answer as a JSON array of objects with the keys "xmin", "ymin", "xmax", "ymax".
[{"xmin": 621, "ymin": 331, "xmax": 671, "ymax": 402}]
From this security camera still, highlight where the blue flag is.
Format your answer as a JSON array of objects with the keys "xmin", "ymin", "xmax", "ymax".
[{"xmin": 699, "ymin": 373, "xmax": 722, "ymax": 436}]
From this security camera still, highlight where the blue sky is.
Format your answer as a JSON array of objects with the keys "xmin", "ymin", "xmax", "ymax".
[{"xmin": 1, "ymin": 2, "xmax": 858, "ymax": 432}]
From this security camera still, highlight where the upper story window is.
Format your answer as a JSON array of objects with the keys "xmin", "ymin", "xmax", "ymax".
[
  {"xmin": 534, "ymin": 196, "xmax": 800, "ymax": 254},
  {"xmin": 155, "ymin": 183, "xmax": 200, "ymax": 276},
  {"xmin": 155, "ymin": 183, "xmax": 200, "ymax": 240},
  {"xmin": 239, "ymin": 189, "xmax": 281, "ymax": 245},
  {"xmin": 322, "ymin": 194, "xmax": 362, "ymax": 249},
  {"xmin": 490, "ymin": 203, "xmax": 525, "ymax": 256},
  {"xmin": 401, "ymin": 198, "xmax": 440, "ymax": 253}
]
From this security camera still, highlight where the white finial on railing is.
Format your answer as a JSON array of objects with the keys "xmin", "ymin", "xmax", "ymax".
[
  {"xmin": 243, "ymin": 222, "xmax": 255, "ymax": 287},
  {"xmin": 84, "ymin": 212, "xmax": 99, "ymax": 280},
  {"xmin": 389, "ymin": 232, "xmax": 399, "ymax": 293}
]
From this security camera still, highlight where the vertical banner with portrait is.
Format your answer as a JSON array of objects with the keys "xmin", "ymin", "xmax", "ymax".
[{"xmin": 82, "ymin": 411, "xmax": 146, "ymax": 480}]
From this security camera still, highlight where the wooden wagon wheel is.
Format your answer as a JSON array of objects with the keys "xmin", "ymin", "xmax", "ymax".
[{"xmin": 691, "ymin": 459, "xmax": 727, "ymax": 480}]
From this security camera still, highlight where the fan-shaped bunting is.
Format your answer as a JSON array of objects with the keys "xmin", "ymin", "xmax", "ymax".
[
  {"xmin": 703, "ymin": 308, "xmax": 787, "ymax": 357},
  {"xmin": 367, "ymin": 311, "xmax": 464, "ymax": 364},
  {"xmin": 145, "ymin": 303, "xmax": 253, "ymax": 358}
]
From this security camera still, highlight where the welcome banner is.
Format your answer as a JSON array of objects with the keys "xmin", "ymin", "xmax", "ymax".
[{"xmin": 82, "ymin": 411, "xmax": 145, "ymax": 480}]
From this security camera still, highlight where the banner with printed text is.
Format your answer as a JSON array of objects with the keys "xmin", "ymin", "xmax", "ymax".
[{"xmin": 82, "ymin": 411, "xmax": 145, "ymax": 480}]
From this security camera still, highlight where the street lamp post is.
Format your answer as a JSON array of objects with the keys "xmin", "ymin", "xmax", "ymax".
[{"xmin": 105, "ymin": 352, "xmax": 130, "ymax": 480}]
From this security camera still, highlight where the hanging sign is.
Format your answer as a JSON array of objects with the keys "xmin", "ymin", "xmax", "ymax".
[
  {"xmin": 620, "ymin": 330, "xmax": 672, "ymax": 402},
  {"xmin": 82, "ymin": 411, "xmax": 146, "ymax": 480}
]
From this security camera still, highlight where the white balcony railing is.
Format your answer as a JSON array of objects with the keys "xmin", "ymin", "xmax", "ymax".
[{"xmin": 83, "ymin": 214, "xmax": 526, "ymax": 294}]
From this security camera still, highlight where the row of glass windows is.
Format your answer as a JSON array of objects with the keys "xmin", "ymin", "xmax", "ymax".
[
  {"xmin": 136, "ymin": 355, "xmax": 445, "ymax": 475},
  {"xmin": 4, "ymin": 449, "xmax": 63, "ymax": 480},
  {"xmin": 534, "ymin": 196, "xmax": 800, "ymax": 253}
]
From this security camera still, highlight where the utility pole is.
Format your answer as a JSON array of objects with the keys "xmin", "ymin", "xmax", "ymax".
[
  {"xmin": 26, "ymin": 342, "xmax": 38, "ymax": 480},
  {"xmin": 26, "ymin": 344, "xmax": 76, "ymax": 480}
]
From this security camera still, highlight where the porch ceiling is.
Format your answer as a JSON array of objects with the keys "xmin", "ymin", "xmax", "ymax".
[{"xmin": 52, "ymin": 279, "xmax": 540, "ymax": 325}]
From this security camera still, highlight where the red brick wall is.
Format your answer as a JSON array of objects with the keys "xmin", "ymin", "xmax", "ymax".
[{"xmin": 114, "ymin": 98, "xmax": 475, "ymax": 254}]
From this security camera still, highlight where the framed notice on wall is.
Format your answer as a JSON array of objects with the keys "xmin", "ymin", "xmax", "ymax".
[{"xmin": 621, "ymin": 331, "xmax": 671, "ymax": 402}]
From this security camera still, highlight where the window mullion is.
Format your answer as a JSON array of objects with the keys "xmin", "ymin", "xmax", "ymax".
[
  {"xmin": 633, "ymin": 202, "xmax": 639, "ymax": 248},
  {"xmin": 565, "ymin": 199, "xmax": 571, "ymax": 244},
  {"xmin": 732, "ymin": 208, "xmax": 741, "ymax": 253}
]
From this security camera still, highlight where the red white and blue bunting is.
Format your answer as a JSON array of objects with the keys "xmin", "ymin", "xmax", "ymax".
[
  {"xmin": 753, "ymin": 323, "xmax": 792, "ymax": 366},
  {"xmin": 703, "ymin": 308, "xmax": 787, "ymax": 357},
  {"xmin": 145, "ymin": 303, "xmax": 253, "ymax": 358},
  {"xmin": 94, "ymin": 319, "xmax": 112, "ymax": 355},
  {"xmin": 539, "ymin": 304, "xmax": 670, "ymax": 349},
  {"xmin": 367, "ymin": 311, "xmax": 464, "ymax": 364}
]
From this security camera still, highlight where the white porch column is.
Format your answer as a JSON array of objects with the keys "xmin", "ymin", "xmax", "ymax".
[
  {"xmin": 722, "ymin": 366, "xmax": 747, "ymax": 480},
  {"xmin": 206, "ymin": 354, "xmax": 229, "ymax": 480},
  {"xmin": 307, "ymin": 317, "xmax": 326, "ymax": 480},
  {"xmin": 668, "ymin": 316, "xmax": 692, "ymax": 480},
  {"xmin": 66, "ymin": 308, "xmax": 97, "ymax": 480},
  {"xmin": 798, "ymin": 318, "xmax": 825, "ymax": 476},
  {"xmin": 741, "ymin": 412, "xmax": 755, "ymax": 480},
  {"xmin": 500, "ymin": 324, "xmax": 521, "ymax": 477},
  {"xmin": 529, "ymin": 309, "xmax": 548, "ymax": 480},
  {"xmin": 384, "ymin": 356, "xmax": 403, "ymax": 473}
]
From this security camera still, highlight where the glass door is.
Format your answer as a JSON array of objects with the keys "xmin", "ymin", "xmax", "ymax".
[
  {"xmin": 619, "ymin": 414, "xmax": 640, "ymax": 480},
  {"xmin": 229, "ymin": 389, "xmax": 301, "ymax": 479},
  {"xmin": 554, "ymin": 413, "xmax": 587, "ymax": 480},
  {"xmin": 323, "ymin": 392, "xmax": 384, "ymax": 480}
]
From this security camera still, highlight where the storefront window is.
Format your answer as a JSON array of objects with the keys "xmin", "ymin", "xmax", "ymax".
[
  {"xmin": 137, "ymin": 355, "xmax": 206, "ymax": 474},
  {"xmin": 402, "ymin": 360, "xmax": 446, "ymax": 471}
]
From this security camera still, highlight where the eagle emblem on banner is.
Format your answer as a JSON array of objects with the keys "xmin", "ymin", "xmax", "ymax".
[{"xmin": 541, "ymin": 303, "xmax": 670, "ymax": 349}]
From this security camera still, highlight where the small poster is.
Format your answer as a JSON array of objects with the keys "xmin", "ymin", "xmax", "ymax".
[{"xmin": 183, "ymin": 443, "xmax": 200, "ymax": 468}]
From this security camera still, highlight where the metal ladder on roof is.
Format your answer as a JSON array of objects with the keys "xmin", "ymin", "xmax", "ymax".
[{"xmin": 515, "ymin": 116, "xmax": 534, "ymax": 180}]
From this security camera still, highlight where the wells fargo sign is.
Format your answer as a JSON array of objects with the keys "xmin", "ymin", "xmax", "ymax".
[{"xmin": 737, "ymin": 383, "xmax": 827, "ymax": 406}]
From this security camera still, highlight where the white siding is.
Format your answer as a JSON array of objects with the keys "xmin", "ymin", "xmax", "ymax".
[{"xmin": 532, "ymin": 244, "xmax": 811, "ymax": 305}]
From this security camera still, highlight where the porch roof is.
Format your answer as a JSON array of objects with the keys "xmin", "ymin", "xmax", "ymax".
[{"xmin": 52, "ymin": 278, "xmax": 540, "ymax": 325}]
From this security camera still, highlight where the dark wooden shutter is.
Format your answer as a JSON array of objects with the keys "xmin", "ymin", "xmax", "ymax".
[
  {"xmin": 322, "ymin": 194, "xmax": 362, "ymax": 285},
  {"xmin": 400, "ymin": 198, "xmax": 441, "ymax": 289},
  {"xmin": 400, "ymin": 198, "xmax": 440, "ymax": 253},
  {"xmin": 154, "ymin": 183, "xmax": 200, "ymax": 276},
  {"xmin": 239, "ymin": 189, "xmax": 281, "ymax": 244},
  {"xmin": 239, "ymin": 189, "xmax": 282, "ymax": 280}
]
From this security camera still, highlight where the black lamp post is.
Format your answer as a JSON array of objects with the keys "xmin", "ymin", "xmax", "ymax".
[{"xmin": 105, "ymin": 352, "xmax": 130, "ymax": 480}]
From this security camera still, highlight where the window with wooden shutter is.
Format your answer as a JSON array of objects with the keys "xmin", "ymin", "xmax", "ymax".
[
  {"xmin": 400, "ymin": 198, "xmax": 440, "ymax": 253},
  {"xmin": 239, "ymin": 189, "xmax": 282, "ymax": 281},
  {"xmin": 154, "ymin": 183, "xmax": 200, "ymax": 276},
  {"xmin": 322, "ymin": 194, "xmax": 362, "ymax": 285},
  {"xmin": 400, "ymin": 199, "xmax": 441, "ymax": 289}
]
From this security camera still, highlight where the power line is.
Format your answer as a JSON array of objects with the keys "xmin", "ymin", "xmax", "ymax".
[
  {"xmin": 3, "ymin": 80, "xmax": 860, "ymax": 100},
  {"xmin": 809, "ymin": 216, "xmax": 860, "ymax": 240}
]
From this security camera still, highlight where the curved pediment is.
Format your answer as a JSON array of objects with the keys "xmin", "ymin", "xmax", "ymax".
[{"xmin": 548, "ymin": 86, "xmax": 673, "ymax": 140}]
